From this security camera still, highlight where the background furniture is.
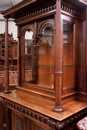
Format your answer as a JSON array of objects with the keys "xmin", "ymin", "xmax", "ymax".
[
  {"xmin": 0, "ymin": 33, "xmax": 18, "ymax": 130},
  {"xmin": 0, "ymin": 0, "xmax": 87, "ymax": 130},
  {"xmin": 0, "ymin": 33, "xmax": 18, "ymax": 87}
]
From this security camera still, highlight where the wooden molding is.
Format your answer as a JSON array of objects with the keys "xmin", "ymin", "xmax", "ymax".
[{"xmin": 15, "ymin": 2, "xmax": 80, "ymax": 25}]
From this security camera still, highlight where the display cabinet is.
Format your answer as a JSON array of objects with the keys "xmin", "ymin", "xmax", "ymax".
[
  {"xmin": 0, "ymin": 0, "xmax": 87, "ymax": 130},
  {"xmin": 0, "ymin": 33, "xmax": 18, "ymax": 87}
]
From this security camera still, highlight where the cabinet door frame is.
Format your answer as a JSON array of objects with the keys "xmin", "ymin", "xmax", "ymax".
[
  {"xmin": 12, "ymin": 111, "xmax": 27, "ymax": 130},
  {"xmin": 19, "ymin": 18, "xmax": 55, "ymax": 89}
]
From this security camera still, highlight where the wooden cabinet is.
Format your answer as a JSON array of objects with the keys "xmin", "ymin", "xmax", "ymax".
[
  {"xmin": 0, "ymin": 0, "xmax": 87, "ymax": 130},
  {"xmin": 12, "ymin": 111, "xmax": 51, "ymax": 130},
  {"xmin": 0, "ymin": 33, "xmax": 18, "ymax": 70},
  {"xmin": 0, "ymin": 33, "xmax": 18, "ymax": 87}
]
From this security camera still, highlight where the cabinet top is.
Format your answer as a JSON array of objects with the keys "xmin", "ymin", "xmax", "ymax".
[
  {"xmin": 2, "ymin": 0, "xmax": 86, "ymax": 19},
  {"xmin": 2, "ymin": 0, "xmax": 51, "ymax": 18}
]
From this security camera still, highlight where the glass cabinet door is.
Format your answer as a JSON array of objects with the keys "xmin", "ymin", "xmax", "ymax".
[
  {"xmin": 24, "ymin": 23, "xmax": 54, "ymax": 88},
  {"xmin": 37, "ymin": 24, "xmax": 54, "ymax": 88},
  {"xmin": 62, "ymin": 15, "xmax": 75, "ymax": 94},
  {"xmin": 25, "ymin": 30, "xmax": 34, "ymax": 82}
]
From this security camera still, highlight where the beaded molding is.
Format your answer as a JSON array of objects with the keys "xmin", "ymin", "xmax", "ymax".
[{"xmin": 15, "ymin": 3, "xmax": 80, "ymax": 23}]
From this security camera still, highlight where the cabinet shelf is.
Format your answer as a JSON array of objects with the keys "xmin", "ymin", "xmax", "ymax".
[
  {"xmin": 25, "ymin": 64, "xmax": 53, "ymax": 66},
  {"xmin": 63, "ymin": 43, "xmax": 73, "ymax": 45},
  {"xmin": 0, "ymin": 58, "xmax": 17, "ymax": 60},
  {"xmin": 38, "ymin": 64, "xmax": 53, "ymax": 66},
  {"xmin": 63, "ymin": 64, "xmax": 73, "ymax": 66},
  {"xmin": 25, "ymin": 54, "xmax": 32, "ymax": 56}
]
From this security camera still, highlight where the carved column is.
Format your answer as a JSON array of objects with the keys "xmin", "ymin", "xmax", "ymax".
[
  {"xmin": 4, "ymin": 18, "xmax": 10, "ymax": 93},
  {"xmin": 53, "ymin": 0, "xmax": 63, "ymax": 112}
]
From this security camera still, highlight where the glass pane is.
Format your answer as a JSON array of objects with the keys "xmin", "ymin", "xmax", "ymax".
[
  {"xmin": 63, "ymin": 22, "xmax": 73, "ymax": 44},
  {"xmin": 37, "ymin": 24, "xmax": 54, "ymax": 87},
  {"xmin": 24, "ymin": 25, "xmax": 54, "ymax": 88},
  {"xmin": 25, "ymin": 30, "xmax": 34, "ymax": 82},
  {"xmin": 63, "ymin": 21, "xmax": 74, "ymax": 89}
]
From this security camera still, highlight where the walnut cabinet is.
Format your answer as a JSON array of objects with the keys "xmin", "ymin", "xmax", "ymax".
[{"xmin": 0, "ymin": 0, "xmax": 87, "ymax": 130}]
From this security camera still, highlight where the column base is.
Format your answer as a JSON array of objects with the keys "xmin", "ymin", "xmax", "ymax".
[
  {"xmin": 4, "ymin": 90, "xmax": 11, "ymax": 93},
  {"xmin": 53, "ymin": 106, "xmax": 63, "ymax": 113}
]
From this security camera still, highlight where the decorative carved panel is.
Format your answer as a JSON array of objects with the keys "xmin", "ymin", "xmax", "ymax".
[{"xmin": 16, "ymin": 116, "xmax": 23, "ymax": 130}]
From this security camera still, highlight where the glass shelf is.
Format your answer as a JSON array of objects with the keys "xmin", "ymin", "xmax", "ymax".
[
  {"xmin": 63, "ymin": 43, "xmax": 73, "ymax": 45},
  {"xmin": 63, "ymin": 64, "xmax": 73, "ymax": 66}
]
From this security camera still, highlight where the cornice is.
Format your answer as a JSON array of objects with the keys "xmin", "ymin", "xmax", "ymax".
[{"xmin": 15, "ymin": 2, "xmax": 80, "ymax": 25}]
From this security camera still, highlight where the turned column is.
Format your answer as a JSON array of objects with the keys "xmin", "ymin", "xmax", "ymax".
[
  {"xmin": 53, "ymin": 0, "xmax": 63, "ymax": 112},
  {"xmin": 4, "ymin": 18, "xmax": 10, "ymax": 93}
]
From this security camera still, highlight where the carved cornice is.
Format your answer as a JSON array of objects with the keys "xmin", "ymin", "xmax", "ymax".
[
  {"xmin": 15, "ymin": 2, "xmax": 80, "ymax": 24},
  {"xmin": 15, "ymin": 4, "xmax": 56, "ymax": 23},
  {"xmin": 3, "ymin": 98, "xmax": 87, "ymax": 130},
  {"xmin": 61, "ymin": 3, "xmax": 80, "ymax": 16}
]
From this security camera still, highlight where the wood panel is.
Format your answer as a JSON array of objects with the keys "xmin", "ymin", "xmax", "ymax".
[
  {"xmin": 63, "ymin": 44, "xmax": 73, "ymax": 65},
  {"xmin": 38, "ymin": 40, "xmax": 54, "ymax": 87},
  {"xmin": 0, "ymin": 71, "xmax": 18, "ymax": 86},
  {"xmin": 63, "ymin": 66, "xmax": 74, "ymax": 88}
]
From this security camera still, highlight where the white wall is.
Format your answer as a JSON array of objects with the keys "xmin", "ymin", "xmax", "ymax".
[{"xmin": 0, "ymin": 14, "xmax": 17, "ymax": 40}]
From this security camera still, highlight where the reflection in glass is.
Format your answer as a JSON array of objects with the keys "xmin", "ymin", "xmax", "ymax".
[
  {"xmin": 37, "ymin": 24, "xmax": 54, "ymax": 87},
  {"xmin": 25, "ymin": 30, "xmax": 34, "ymax": 82},
  {"xmin": 24, "ymin": 25, "xmax": 54, "ymax": 88},
  {"xmin": 63, "ymin": 21, "xmax": 74, "ymax": 89}
]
